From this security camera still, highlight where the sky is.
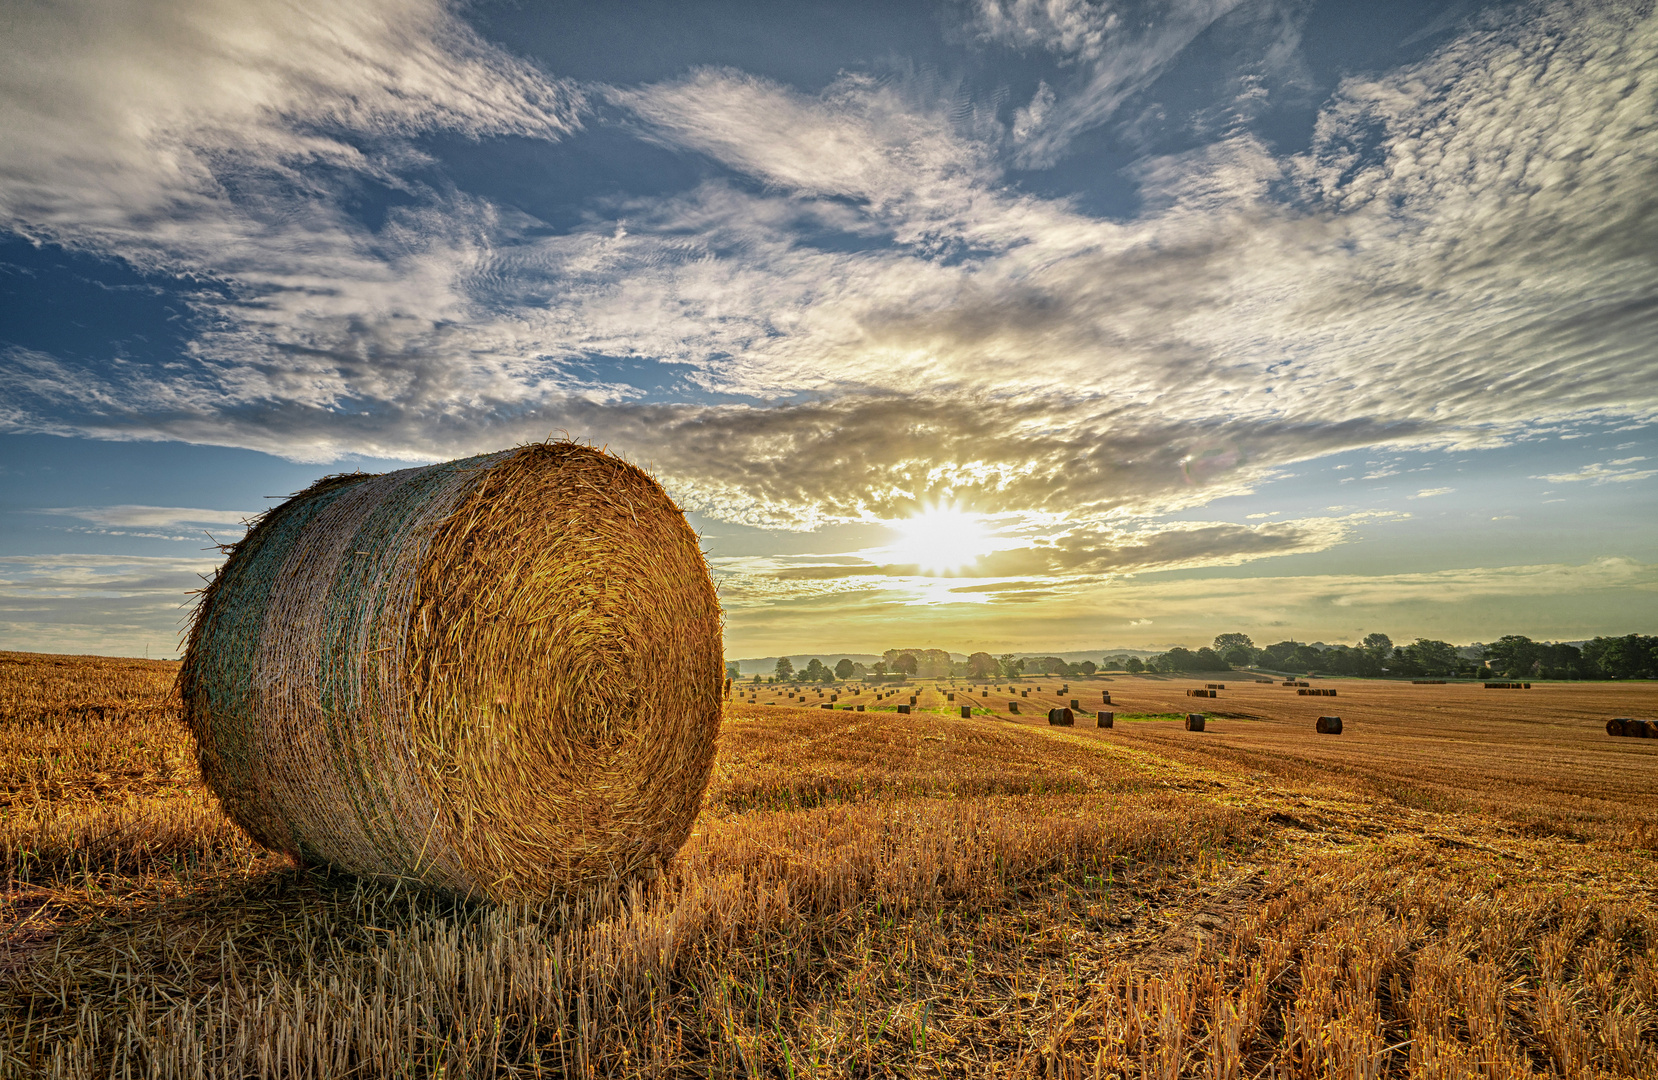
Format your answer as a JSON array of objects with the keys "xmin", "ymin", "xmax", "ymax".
[{"xmin": 0, "ymin": 0, "xmax": 1654, "ymax": 660}]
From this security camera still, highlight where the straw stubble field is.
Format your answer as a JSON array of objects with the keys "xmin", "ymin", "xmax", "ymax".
[{"xmin": 3, "ymin": 651, "xmax": 1657, "ymax": 1077}]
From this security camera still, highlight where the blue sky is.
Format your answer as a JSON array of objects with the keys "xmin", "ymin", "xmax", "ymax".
[{"xmin": 1, "ymin": 0, "xmax": 1654, "ymax": 658}]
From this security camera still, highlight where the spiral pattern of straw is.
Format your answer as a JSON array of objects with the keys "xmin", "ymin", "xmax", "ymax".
[{"xmin": 179, "ymin": 443, "xmax": 722, "ymax": 902}]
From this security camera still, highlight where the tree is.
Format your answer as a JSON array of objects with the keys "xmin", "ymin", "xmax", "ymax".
[
  {"xmin": 1079, "ymin": 660, "xmax": 1097, "ymax": 675},
  {"xmin": 1361, "ymin": 633, "xmax": 1393, "ymax": 659},
  {"xmin": 725, "ymin": 661, "xmax": 740, "ymax": 681},
  {"xmin": 871, "ymin": 661, "xmax": 887, "ymax": 676},
  {"xmin": 1403, "ymin": 638, "xmax": 1459, "ymax": 676},
  {"xmin": 893, "ymin": 652, "xmax": 918, "ymax": 676},
  {"xmin": 1213, "ymin": 633, "xmax": 1254, "ymax": 656},
  {"xmin": 1125, "ymin": 656, "xmax": 1144, "ymax": 673},
  {"xmin": 803, "ymin": 658, "xmax": 829, "ymax": 682},
  {"xmin": 774, "ymin": 657, "xmax": 794, "ymax": 680},
  {"xmin": 1483, "ymin": 636, "xmax": 1540, "ymax": 679},
  {"xmin": 834, "ymin": 658, "xmax": 855, "ymax": 680},
  {"xmin": 1583, "ymin": 634, "xmax": 1658, "ymax": 679},
  {"xmin": 967, "ymin": 651, "xmax": 998, "ymax": 678}
]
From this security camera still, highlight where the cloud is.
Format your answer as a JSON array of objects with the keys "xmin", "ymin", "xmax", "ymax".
[
  {"xmin": 1410, "ymin": 487, "xmax": 1456, "ymax": 499},
  {"xmin": 716, "ymin": 556, "xmax": 1658, "ymax": 656},
  {"xmin": 1532, "ymin": 457, "xmax": 1657, "ymax": 485},
  {"xmin": 0, "ymin": 554, "xmax": 221, "ymax": 656},
  {"xmin": 965, "ymin": 0, "xmax": 1250, "ymax": 166},
  {"xmin": 0, "ymin": 0, "xmax": 1653, "ymax": 553},
  {"xmin": 40, "ymin": 506, "xmax": 254, "ymax": 529},
  {"xmin": 732, "ymin": 513, "xmax": 1373, "ymax": 600},
  {"xmin": 1, "ymin": 0, "xmax": 580, "ymax": 252}
]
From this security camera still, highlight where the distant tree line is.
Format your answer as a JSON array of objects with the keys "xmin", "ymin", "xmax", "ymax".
[
  {"xmin": 1129, "ymin": 632, "xmax": 1658, "ymax": 679},
  {"xmin": 739, "ymin": 632, "xmax": 1657, "ymax": 685}
]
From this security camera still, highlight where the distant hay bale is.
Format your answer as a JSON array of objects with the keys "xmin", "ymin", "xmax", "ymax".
[
  {"xmin": 1187, "ymin": 689, "xmax": 1216, "ymax": 698},
  {"xmin": 1097, "ymin": 711, "xmax": 1113, "ymax": 728},
  {"xmin": 821, "ymin": 703, "xmax": 832, "ymax": 710},
  {"xmin": 947, "ymin": 693, "xmax": 955, "ymax": 701},
  {"xmin": 1608, "ymin": 718, "xmax": 1632, "ymax": 736},
  {"xmin": 856, "ymin": 705, "xmax": 865, "ymax": 712},
  {"xmin": 1316, "ymin": 716, "xmax": 1343, "ymax": 735},
  {"xmin": 960, "ymin": 705, "xmax": 972, "ymax": 718},
  {"xmin": 1485, "ymin": 682, "xmax": 1528, "ymax": 689},
  {"xmin": 1206, "ymin": 683, "xmax": 1225, "ymax": 690},
  {"xmin": 1101, "ymin": 691, "xmax": 1111, "ymax": 704},
  {"xmin": 179, "ymin": 443, "xmax": 722, "ymax": 903},
  {"xmin": 1047, "ymin": 707, "xmax": 1074, "ymax": 726},
  {"xmin": 1009, "ymin": 701, "xmax": 1020, "ymax": 714},
  {"xmin": 1185, "ymin": 714, "xmax": 1206, "ymax": 732},
  {"xmin": 897, "ymin": 704, "xmax": 911, "ymax": 714},
  {"xmin": 1297, "ymin": 688, "xmax": 1337, "ymax": 697},
  {"xmin": 1412, "ymin": 680, "xmax": 1447, "ymax": 685}
]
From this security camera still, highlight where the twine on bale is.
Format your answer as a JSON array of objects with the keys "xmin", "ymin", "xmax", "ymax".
[{"xmin": 179, "ymin": 442, "xmax": 723, "ymax": 903}]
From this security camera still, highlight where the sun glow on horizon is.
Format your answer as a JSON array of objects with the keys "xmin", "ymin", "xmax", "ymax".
[{"xmin": 885, "ymin": 507, "xmax": 996, "ymax": 575}]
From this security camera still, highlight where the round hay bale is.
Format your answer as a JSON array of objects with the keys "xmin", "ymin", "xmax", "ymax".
[
  {"xmin": 897, "ymin": 704, "xmax": 911, "ymax": 714},
  {"xmin": 1185, "ymin": 714, "xmax": 1206, "ymax": 732},
  {"xmin": 1316, "ymin": 716, "xmax": 1343, "ymax": 735},
  {"xmin": 959, "ymin": 705, "xmax": 972, "ymax": 718},
  {"xmin": 1101, "ymin": 692, "xmax": 1111, "ymax": 704},
  {"xmin": 1008, "ymin": 701, "xmax": 1020, "ymax": 714},
  {"xmin": 1096, "ymin": 711, "xmax": 1113, "ymax": 728},
  {"xmin": 179, "ymin": 443, "xmax": 722, "ymax": 902},
  {"xmin": 1047, "ymin": 707, "xmax": 1074, "ymax": 726},
  {"xmin": 1608, "ymin": 718, "xmax": 1629, "ymax": 736}
]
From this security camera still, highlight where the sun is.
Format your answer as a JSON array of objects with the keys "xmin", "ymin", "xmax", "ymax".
[{"xmin": 886, "ymin": 507, "xmax": 994, "ymax": 575}]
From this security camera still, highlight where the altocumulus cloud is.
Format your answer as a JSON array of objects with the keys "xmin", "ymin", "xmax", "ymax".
[{"xmin": 0, "ymin": 0, "xmax": 1654, "ymax": 580}]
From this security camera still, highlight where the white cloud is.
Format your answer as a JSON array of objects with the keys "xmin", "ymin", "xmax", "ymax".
[
  {"xmin": 1409, "ymin": 487, "xmax": 1456, "ymax": 499},
  {"xmin": 0, "ymin": 554, "xmax": 221, "ymax": 657},
  {"xmin": 40, "ymin": 506, "xmax": 254, "ymax": 529},
  {"xmin": 1, "ymin": 0, "xmax": 580, "ymax": 249},
  {"xmin": 966, "ymin": 0, "xmax": 1250, "ymax": 166},
  {"xmin": 0, "ymin": 0, "xmax": 1652, "ymax": 551},
  {"xmin": 1532, "ymin": 457, "xmax": 1657, "ymax": 485}
]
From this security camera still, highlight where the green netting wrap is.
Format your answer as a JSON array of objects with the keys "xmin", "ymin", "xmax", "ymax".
[{"xmin": 179, "ymin": 443, "xmax": 724, "ymax": 901}]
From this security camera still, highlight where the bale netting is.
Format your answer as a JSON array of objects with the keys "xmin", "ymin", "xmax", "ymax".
[{"xmin": 178, "ymin": 442, "xmax": 723, "ymax": 903}]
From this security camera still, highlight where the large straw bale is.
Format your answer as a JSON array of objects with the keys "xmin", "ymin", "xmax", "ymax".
[{"xmin": 179, "ymin": 443, "xmax": 722, "ymax": 902}]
